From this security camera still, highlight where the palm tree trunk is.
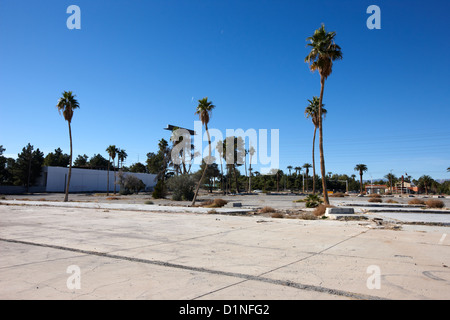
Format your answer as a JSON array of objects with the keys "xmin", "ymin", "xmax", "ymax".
[
  {"xmin": 360, "ymin": 173, "xmax": 363, "ymax": 195},
  {"xmin": 318, "ymin": 76, "xmax": 329, "ymax": 205},
  {"xmin": 64, "ymin": 122, "xmax": 72, "ymax": 202},
  {"xmin": 191, "ymin": 124, "xmax": 211, "ymax": 206},
  {"xmin": 312, "ymin": 127, "xmax": 317, "ymax": 194}
]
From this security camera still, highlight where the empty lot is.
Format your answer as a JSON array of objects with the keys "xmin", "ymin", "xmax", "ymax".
[{"xmin": 0, "ymin": 198, "xmax": 449, "ymax": 300}]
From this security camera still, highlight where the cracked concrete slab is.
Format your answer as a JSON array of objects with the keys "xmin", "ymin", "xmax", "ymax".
[{"xmin": 0, "ymin": 201, "xmax": 449, "ymax": 300}]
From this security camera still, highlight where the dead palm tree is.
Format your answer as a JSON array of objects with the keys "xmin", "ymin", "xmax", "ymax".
[
  {"xmin": 305, "ymin": 24, "xmax": 342, "ymax": 205},
  {"xmin": 191, "ymin": 97, "xmax": 216, "ymax": 206},
  {"xmin": 56, "ymin": 91, "xmax": 80, "ymax": 202},
  {"xmin": 354, "ymin": 164, "xmax": 368, "ymax": 195},
  {"xmin": 305, "ymin": 96, "xmax": 327, "ymax": 194}
]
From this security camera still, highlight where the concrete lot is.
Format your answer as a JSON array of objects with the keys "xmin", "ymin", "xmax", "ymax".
[{"xmin": 0, "ymin": 193, "xmax": 449, "ymax": 300}]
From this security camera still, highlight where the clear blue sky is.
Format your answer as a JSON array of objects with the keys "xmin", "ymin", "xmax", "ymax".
[{"xmin": 1, "ymin": 0, "xmax": 449, "ymax": 180}]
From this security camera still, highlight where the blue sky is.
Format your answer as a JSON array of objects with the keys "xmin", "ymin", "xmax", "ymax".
[{"xmin": 0, "ymin": 0, "xmax": 449, "ymax": 180}]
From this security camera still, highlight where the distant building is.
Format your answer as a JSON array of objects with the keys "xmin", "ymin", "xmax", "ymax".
[
  {"xmin": 365, "ymin": 184, "xmax": 388, "ymax": 194},
  {"xmin": 38, "ymin": 166, "xmax": 157, "ymax": 193},
  {"xmin": 393, "ymin": 181, "xmax": 418, "ymax": 194}
]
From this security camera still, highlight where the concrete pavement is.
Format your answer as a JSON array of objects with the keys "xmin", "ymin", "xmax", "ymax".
[{"xmin": 0, "ymin": 200, "xmax": 449, "ymax": 300}]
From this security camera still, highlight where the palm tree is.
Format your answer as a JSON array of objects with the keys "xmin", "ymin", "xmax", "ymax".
[
  {"xmin": 118, "ymin": 149, "xmax": 127, "ymax": 170},
  {"xmin": 384, "ymin": 173, "xmax": 397, "ymax": 193},
  {"xmin": 294, "ymin": 166, "xmax": 302, "ymax": 192},
  {"xmin": 287, "ymin": 165, "xmax": 293, "ymax": 176},
  {"xmin": 56, "ymin": 91, "xmax": 80, "ymax": 202},
  {"xmin": 305, "ymin": 96, "xmax": 327, "ymax": 194},
  {"xmin": 303, "ymin": 163, "xmax": 312, "ymax": 193},
  {"xmin": 417, "ymin": 175, "xmax": 434, "ymax": 195},
  {"xmin": 305, "ymin": 24, "xmax": 342, "ymax": 205},
  {"xmin": 191, "ymin": 97, "xmax": 216, "ymax": 206},
  {"xmin": 106, "ymin": 145, "xmax": 118, "ymax": 195},
  {"xmin": 354, "ymin": 164, "xmax": 368, "ymax": 195}
]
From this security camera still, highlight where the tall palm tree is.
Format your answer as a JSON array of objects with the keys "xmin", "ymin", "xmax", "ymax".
[
  {"xmin": 118, "ymin": 149, "xmax": 127, "ymax": 170},
  {"xmin": 106, "ymin": 145, "xmax": 118, "ymax": 195},
  {"xmin": 305, "ymin": 96, "xmax": 327, "ymax": 194},
  {"xmin": 287, "ymin": 165, "xmax": 293, "ymax": 176},
  {"xmin": 56, "ymin": 91, "xmax": 80, "ymax": 202},
  {"xmin": 191, "ymin": 97, "xmax": 216, "ymax": 206},
  {"xmin": 303, "ymin": 163, "xmax": 312, "ymax": 193},
  {"xmin": 354, "ymin": 164, "xmax": 368, "ymax": 195},
  {"xmin": 305, "ymin": 24, "xmax": 342, "ymax": 205},
  {"xmin": 384, "ymin": 173, "xmax": 397, "ymax": 193}
]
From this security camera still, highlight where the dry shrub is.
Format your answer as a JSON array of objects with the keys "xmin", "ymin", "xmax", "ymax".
[
  {"xmin": 313, "ymin": 204, "xmax": 334, "ymax": 217},
  {"xmin": 259, "ymin": 206, "xmax": 276, "ymax": 214},
  {"xmin": 203, "ymin": 198, "xmax": 228, "ymax": 208},
  {"xmin": 368, "ymin": 198, "xmax": 382, "ymax": 203},
  {"xmin": 369, "ymin": 194, "xmax": 382, "ymax": 198},
  {"xmin": 425, "ymin": 199, "xmax": 445, "ymax": 208},
  {"xmin": 330, "ymin": 192, "xmax": 345, "ymax": 197},
  {"xmin": 385, "ymin": 199, "xmax": 398, "ymax": 204},
  {"xmin": 271, "ymin": 212, "xmax": 284, "ymax": 218},
  {"xmin": 106, "ymin": 197, "xmax": 119, "ymax": 200},
  {"xmin": 298, "ymin": 212, "xmax": 318, "ymax": 220},
  {"xmin": 408, "ymin": 199, "xmax": 425, "ymax": 205}
]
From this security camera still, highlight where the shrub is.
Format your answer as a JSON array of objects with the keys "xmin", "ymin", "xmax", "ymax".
[
  {"xmin": 144, "ymin": 200, "xmax": 154, "ymax": 205},
  {"xmin": 166, "ymin": 174, "xmax": 195, "ymax": 201},
  {"xmin": 209, "ymin": 198, "xmax": 228, "ymax": 208},
  {"xmin": 259, "ymin": 206, "xmax": 276, "ymax": 213},
  {"xmin": 369, "ymin": 194, "xmax": 382, "ymax": 198},
  {"xmin": 330, "ymin": 192, "xmax": 345, "ymax": 197},
  {"xmin": 297, "ymin": 212, "xmax": 318, "ymax": 220},
  {"xmin": 152, "ymin": 180, "xmax": 167, "ymax": 199},
  {"xmin": 425, "ymin": 199, "xmax": 445, "ymax": 208},
  {"xmin": 368, "ymin": 198, "xmax": 382, "ymax": 203},
  {"xmin": 408, "ymin": 199, "xmax": 425, "ymax": 205},
  {"xmin": 117, "ymin": 172, "xmax": 146, "ymax": 194},
  {"xmin": 305, "ymin": 194, "xmax": 323, "ymax": 208},
  {"xmin": 385, "ymin": 199, "xmax": 398, "ymax": 204},
  {"xmin": 271, "ymin": 212, "xmax": 284, "ymax": 218}
]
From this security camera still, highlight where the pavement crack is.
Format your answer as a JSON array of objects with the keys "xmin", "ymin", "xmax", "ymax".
[{"xmin": 0, "ymin": 236, "xmax": 386, "ymax": 300}]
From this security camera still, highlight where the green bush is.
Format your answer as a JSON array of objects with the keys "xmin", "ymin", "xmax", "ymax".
[
  {"xmin": 117, "ymin": 171, "xmax": 146, "ymax": 194},
  {"xmin": 305, "ymin": 194, "xmax": 323, "ymax": 208},
  {"xmin": 152, "ymin": 180, "xmax": 167, "ymax": 199},
  {"xmin": 166, "ymin": 175, "xmax": 196, "ymax": 201}
]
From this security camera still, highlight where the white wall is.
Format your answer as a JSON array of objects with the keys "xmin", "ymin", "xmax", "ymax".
[{"xmin": 44, "ymin": 167, "xmax": 157, "ymax": 193}]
